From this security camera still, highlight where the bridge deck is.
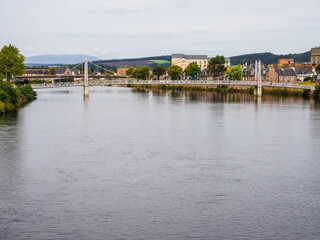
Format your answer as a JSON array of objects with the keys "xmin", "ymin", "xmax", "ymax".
[{"xmin": 31, "ymin": 79, "xmax": 315, "ymax": 90}]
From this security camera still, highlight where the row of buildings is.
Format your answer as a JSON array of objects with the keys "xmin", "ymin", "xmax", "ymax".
[
  {"xmin": 169, "ymin": 47, "xmax": 320, "ymax": 83},
  {"xmin": 240, "ymin": 58, "xmax": 317, "ymax": 84},
  {"xmin": 23, "ymin": 65, "xmax": 76, "ymax": 76},
  {"xmin": 22, "ymin": 47, "xmax": 320, "ymax": 83}
]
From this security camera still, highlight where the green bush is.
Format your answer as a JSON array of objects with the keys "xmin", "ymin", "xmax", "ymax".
[
  {"xmin": 4, "ymin": 102, "xmax": 15, "ymax": 112},
  {"xmin": 19, "ymin": 85, "xmax": 37, "ymax": 101},
  {"xmin": 313, "ymin": 85, "xmax": 320, "ymax": 100},
  {"xmin": 248, "ymin": 86, "xmax": 255, "ymax": 95},
  {"xmin": 281, "ymin": 88, "xmax": 289, "ymax": 96},
  {"xmin": 302, "ymin": 90, "xmax": 310, "ymax": 99},
  {"xmin": 0, "ymin": 80, "xmax": 20, "ymax": 106},
  {"xmin": 0, "ymin": 90, "xmax": 10, "ymax": 102},
  {"xmin": 0, "ymin": 101, "xmax": 4, "ymax": 115},
  {"xmin": 0, "ymin": 80, "xmax": 37, "ymax": 114}
]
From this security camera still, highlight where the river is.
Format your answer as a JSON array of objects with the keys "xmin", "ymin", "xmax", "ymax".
[{"xmin": 1, "ymin": 86, "xmax": 320, "ymax": 240}]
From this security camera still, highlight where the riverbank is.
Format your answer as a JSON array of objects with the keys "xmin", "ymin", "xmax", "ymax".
[
  {"xmin": 131, "ymin": 84, "xmax": 312, "ymax": 98},
  {"xmin": 0, "ymin": 80, "xmax": 37, "ymax": 115}
]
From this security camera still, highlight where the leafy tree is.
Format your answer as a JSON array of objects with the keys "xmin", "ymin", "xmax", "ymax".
[
  {"xmin": 167, "ymin": 65, "xmax": 183, "ymax": 80},
  {"xmin": 79, "ymin": 67, "xmax": 92, "ymax": 74},
  {"xmin": 207, "ymin": 55, "xmax": 226, "ymax": 76},
  {"xmin": 132, "ymin": 66, "xmax": 150, "ymax": 80},
  {"xmin": 152, "ymin": 65, "xmax": 166, "ymax": 80},
  {"xmin": 184, "ymin": 62, "xmax": 201, "ymax": 79},
  {"xmin": 226, "ymin": 65, "xmax": 243, "ymax": 80},
  {"xmin": 49, "ymin": 67, "xmax": 56, "ymax": 75},
  {"xmin": 126, "ymin": 67, "xmax": 135, "ymax": 76},
  {"xmin": 0, "ymin": 44, "xmax": 25, "ymax": 80},
  {"xmin": 100, "ymin": 68, "xmax": 105, "ymax": 74},
  {"xmin": 106, "ymin": 69, "xmax": 115, "ymax": 75},
  {"xmin": 316, "ymin": 63, "xmax": 320, "ymax": 74}
]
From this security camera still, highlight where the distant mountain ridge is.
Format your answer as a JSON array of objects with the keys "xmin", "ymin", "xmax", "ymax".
[
  {"xmin": 26, "ymin": 54, "xmax": 101, "ymax": 65},
  {"xmin": 230, "ymin": 51, "xmax": 311, "ymax": 66}
]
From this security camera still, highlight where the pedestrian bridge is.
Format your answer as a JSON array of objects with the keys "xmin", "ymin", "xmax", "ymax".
[{"xmin": 31, "ymin": 79, "xmax": 315, "ymax": 91}]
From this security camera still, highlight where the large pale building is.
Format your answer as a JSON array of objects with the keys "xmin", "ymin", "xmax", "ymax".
[
  {"xmin": 171, "ymin": 54, "xmax": 230, "ymax": 71},
  {"xmin": 311, "ymin": 47, "xmax": 320, "ymax": 65},
  {"xmin": 172, "ymin": 54, "xmax": 209, "ymax": 70}
]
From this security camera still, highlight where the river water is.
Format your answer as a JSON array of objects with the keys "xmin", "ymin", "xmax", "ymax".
[{"xmin": 0, "ymin": 86, "xmax": 320, "ymax": 240}]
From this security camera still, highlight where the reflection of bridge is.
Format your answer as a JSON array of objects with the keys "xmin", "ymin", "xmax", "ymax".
[{"xmin": 31, "ymin": 79, "xmax": 314, "ymax": 90}]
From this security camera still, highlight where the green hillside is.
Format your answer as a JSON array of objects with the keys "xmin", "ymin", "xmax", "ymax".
[{"xmin": 230, "ymin": 51, "xmax": 311, "ymax": 66}]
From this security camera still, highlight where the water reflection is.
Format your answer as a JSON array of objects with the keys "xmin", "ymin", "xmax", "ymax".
[{"xmin": 0, "ymin": 87, "xmax": 320, "ymax": 240}]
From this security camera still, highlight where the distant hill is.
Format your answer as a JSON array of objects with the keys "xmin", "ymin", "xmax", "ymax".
[
  {"xmin": 94, "ymin": 55, "xmax": 172, "ymax": 69},
  {"xmin": 230, "ymin": 51, "xmax": 311, "ymax": 66},
  {"xmin": 25, "ymin": 54, "xmax": 101, "ymax": 65}
]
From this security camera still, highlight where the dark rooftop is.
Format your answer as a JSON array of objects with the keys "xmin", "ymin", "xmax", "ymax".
[
  {"xmin": 172, "ymin": 54, "xmax": 208, "ymax": 60},
  {"xmin": 275, "ymin": 68, "xmax": 297, "ymax": 76}
]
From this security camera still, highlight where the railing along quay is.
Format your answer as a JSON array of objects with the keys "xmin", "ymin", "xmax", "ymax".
[{"xmin": 31, "ymin": 79, "xmax": 315, "ymax": 91}]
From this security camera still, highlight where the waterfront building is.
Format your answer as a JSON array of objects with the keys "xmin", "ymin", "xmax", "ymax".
[
  {"xmin": 267, "ymin": 68, "xmax": 297, "ymax": 84},
  {"xmin": 278, "ymin": 58, "xmax": 294, "ymax": 68},
  {"xmin": 23, "ymin": 67, "xmax": 49, "ymax": 76},
  {"xmin": 172, "ymin": 54, "xmax": 230, "ymax": 71},
  {"xmin": 311, "ymin": 47, "xmax": 320, "ymax": 65},
  {"xmin": 294, "ymin": 66, "xmax": 315, "ymax": 82},
  {"xmin": 117, "ymin": 66, "xmax": 130, "ymax": 76},
  {"xmin": 172, "ymin": 54, "xmax": 209, "ymax": 70}
]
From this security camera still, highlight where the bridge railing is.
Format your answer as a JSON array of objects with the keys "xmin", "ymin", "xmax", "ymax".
[{"xmin": 31, "ymin": 79, "xmax": 315, "ymax": 90}]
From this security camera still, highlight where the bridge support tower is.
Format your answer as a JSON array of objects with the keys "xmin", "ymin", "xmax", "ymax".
[
  {"xmin": 254, "ymin": 60, "xmax": 262, "ymax": 97},
  {"xmin": 84, "ymin": 59, "xmax": 89, "ymax": 98}
]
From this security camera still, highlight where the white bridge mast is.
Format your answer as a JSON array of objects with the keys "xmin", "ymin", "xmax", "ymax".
[
  {"xmin": 84, "ymin": 59, "xmax": 89, "ymax": 98},
  {"xmin": 254, "ymin": 60, "xmax": 262, "ymax": 96}
]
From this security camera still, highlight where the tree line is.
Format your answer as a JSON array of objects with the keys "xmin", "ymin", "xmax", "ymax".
[{"xmin": 0, "ymin": 44, "xmax": 37, "ymax": 115}]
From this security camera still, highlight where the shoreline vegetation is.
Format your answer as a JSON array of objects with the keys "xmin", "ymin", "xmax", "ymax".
[
  {"xmin": 0, "ymin": 79, "xmax": 37, "ymax": 116},
  {"xmin": 131, "ymin": 84, "xmax": 316, "ymax": 99}
]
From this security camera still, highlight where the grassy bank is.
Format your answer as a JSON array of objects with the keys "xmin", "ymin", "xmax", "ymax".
[
  {"xmin": 131, "ymin": 84, "xmax": 254, "ymax": 94},
  {"xmin": 131, "ymin": 84, "xmax": 310, "ymax": 98},
  {"xmin": 262, "ymin": 88, "xmax": 309, "ymax": 98},
  {"xmin": 0, "ymin": 79, "xmax": 37, "ymax": 115}
]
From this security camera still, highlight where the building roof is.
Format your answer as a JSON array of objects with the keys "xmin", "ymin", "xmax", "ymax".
[
  {"xmin": 25, "ymin": 68, "xmax": 49, "ymax": 75},
  {"xmin": 242, "ymin": 67, "xmax": 268, "ymax": 77},
  {"xmin": 172, "ymin": 54, "xmax": 208, "ymax": 60},
  {"xmin": 275, "ymin": 68, "xmax": 297, "ymax": 76},
  {"xmin": 55, "ymin": 66, "xmax": 67, "ymax": 75},
  {"xmin": 243, "ymin": 67, "xmax": 254, "ymax": 77},
  {"xmin": 294, "ymin": 67, "xmax": 313, "ymax": 75}
]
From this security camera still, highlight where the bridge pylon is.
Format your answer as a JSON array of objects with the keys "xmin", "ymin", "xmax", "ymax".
[
  {"xmin": 254, "ymin": 60, "xmax": 262, "ymax": 96},
  {"xmin": 84, "ymin": 59, "xmax": 89, "ymax": 99}
]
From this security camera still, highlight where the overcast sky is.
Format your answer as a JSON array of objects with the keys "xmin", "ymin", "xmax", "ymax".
[{"xmin": 0, "ymin": 0, "xmax": 320, "ymax": 59}]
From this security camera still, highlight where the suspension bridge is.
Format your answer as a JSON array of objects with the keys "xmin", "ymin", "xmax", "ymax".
[{"xmin": 29, "ymin": 60, "xmax": 315, "ymax": 96}]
